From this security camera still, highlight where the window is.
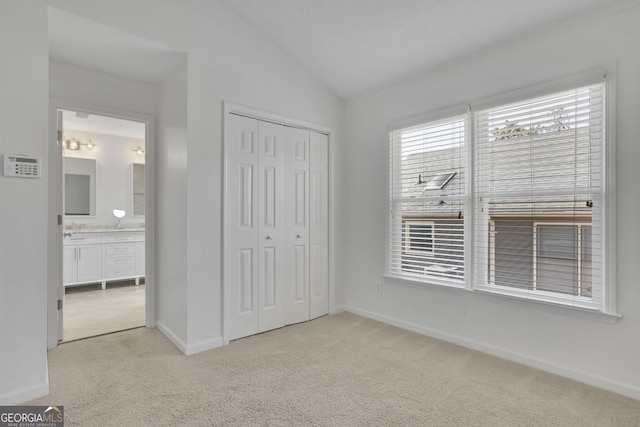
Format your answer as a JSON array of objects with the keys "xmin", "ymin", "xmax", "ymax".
[
  {"xmin": 403, "ymin": 220, "xmax": 435, "ymax": 255},
  {"xmin": 389, "ymin": 115, "xmax": 467, "ymax": 284},
  {"xmin": 388, "ymin": 81, "xmax": 609, "ymax": 312}
]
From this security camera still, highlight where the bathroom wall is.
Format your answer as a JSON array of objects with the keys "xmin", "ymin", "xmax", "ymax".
[{"xmin": 63, "ymin": 129, "xmax": 145, "ymax": 229}]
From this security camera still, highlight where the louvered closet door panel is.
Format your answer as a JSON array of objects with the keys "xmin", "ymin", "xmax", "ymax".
[
  {"xmin": 257, "ymin": 121, "xmax": 286, "ymax": 333},
  {"xmin": 284, "ymin": 127, "xmax": 311, "ymax": 325},
  {"xmin": 227, "ymin": 114, "xmax": 260, "ymax": 340},
  {"xmin": 309, "ymin": 131, "xmax": 329, "ymax": 319}
]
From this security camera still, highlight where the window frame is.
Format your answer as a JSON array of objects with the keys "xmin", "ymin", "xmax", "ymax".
[
  {"xmin": 387, "ymin": 108, "xmax": 469, "ymax": 288},
  {"xmin": 386, "ymin": 72, "xmax": 617, "ymax": 317}
]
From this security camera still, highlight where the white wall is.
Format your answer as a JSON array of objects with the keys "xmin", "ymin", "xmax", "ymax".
[
  {"xmin": 0, "ymin": 0, "xmax": 345, "ymax": 403},
  {"xmin": 63, "ymin": 130, "xmax": 145, "ymax": 228},
  {"xmin": 156, "ymin": 59, "xmax": 188, "ymax": 349},
  {"xmin": 178, "ymin": 3, "xmax": 347, "ymax": 350},
  {"xmin": 49, "ymin": 60, "xmax": 158, "ymax": 116},
  {"xmin": 344, "ymin": 4, "xmax": 640, "ymax": 399},
  {"xmin": 0, "ymin": 1, "xmax": 49, "ymax": 404},
  {"xmin": 48, "ymin": 61, "xmax": 158, "ymax": 353},
  {"xmin": 46, "ymin": 0, "xmax": 346, "ymax": 354}
]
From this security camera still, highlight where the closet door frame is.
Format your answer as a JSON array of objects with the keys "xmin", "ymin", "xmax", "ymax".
[{"xmin": 223, "ymin": 102, "xmax": 333, "ymax": 345}]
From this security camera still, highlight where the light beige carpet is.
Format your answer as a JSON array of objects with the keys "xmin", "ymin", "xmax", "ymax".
[{"xmin": 29, "ymin": 312, "xmax": 640, "ymax": 426}]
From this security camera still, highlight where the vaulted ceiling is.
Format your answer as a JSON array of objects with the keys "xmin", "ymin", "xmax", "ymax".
[
  {"xmin": 49, "ymin": 1, "xmax": 631, "ymax": 102},
  {"xmin": 221, "ymin": 0, "xmax": 628, "ymax": 99}
]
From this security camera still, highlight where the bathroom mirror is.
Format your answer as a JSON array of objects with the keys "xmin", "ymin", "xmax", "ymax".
[
  {"xmin": 64, "ymin": 157, "xmax": 96, "ymax": 216},
  {"xmin": 132, "ymin": 163, "xmax": 145, "ymax": 216}
]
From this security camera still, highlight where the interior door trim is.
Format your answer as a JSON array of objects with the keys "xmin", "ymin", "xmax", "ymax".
[{"xmin": 47, "ymin": 98, "xmax": 156, "ymax": 349}]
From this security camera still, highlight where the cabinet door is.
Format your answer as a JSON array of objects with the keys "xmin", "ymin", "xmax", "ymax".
[
  {"xmin": 63, "ymin": 245, "xmax": 77, "ymax": 285},
  {"xmin": 76, "ymin": 244, "xmax": 103, "ymax": 284}
]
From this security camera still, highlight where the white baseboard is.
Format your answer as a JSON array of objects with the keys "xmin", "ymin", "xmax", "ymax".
[
  {"xmin": 346, "ymin": 305, "xmax": 640, "ymax": 401},
  {"xmin": 184, "ymin": 337, "xmax": 223, "ymax": 356},
  {"xmin": 330, "ymin": 304, "xmax": 347, "ymax": 315},
  {"xmin": 156, "ymin": 321, "xmax": 188, "ymax": 354},
  {"xmin": 0, "ymin": 382, "xmax": 49, "ymax": 406},
  {"xmin": 156, "ymin": 321, "xmax": 223, "ymax": 356}
]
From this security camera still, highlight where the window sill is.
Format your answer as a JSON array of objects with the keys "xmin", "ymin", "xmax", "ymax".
[
  {"xmin": 383, "ymin": 273, "xmax": 622, "ymax": 324},
  {"xmin": 384, "ymin": 273, "xmax": 466, "ymax": 291}
]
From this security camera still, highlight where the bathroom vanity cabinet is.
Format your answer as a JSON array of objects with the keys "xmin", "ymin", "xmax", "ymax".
[{"xmin": 63, "ymin": 230, "xmax": 145, "ymax": 289}]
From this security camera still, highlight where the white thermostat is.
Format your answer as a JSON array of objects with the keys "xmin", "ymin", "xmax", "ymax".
[{"xmin": 3, "ymin": 154, "xmax": 41, "ymax": 178}]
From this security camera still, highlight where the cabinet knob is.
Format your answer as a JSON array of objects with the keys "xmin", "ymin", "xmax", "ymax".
[
  {"xmin": 266, "ymin": 235, "xmax": 273, "ymax": 240},
  {"xmin": 296, "ymin": 234, "xmax": 302, "ymax": 239}
]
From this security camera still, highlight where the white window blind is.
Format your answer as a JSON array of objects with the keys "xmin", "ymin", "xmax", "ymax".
[
  {"xmin": 474, "ymin": 84, "xmax": 604, "ymax": 309},
  {"xmin": 387, "ymin": 81, "xmax": 608, "ymax": 312},
  {"xmin": 388, "ymin": 115, "xmax": 467, "ymax": 286}
]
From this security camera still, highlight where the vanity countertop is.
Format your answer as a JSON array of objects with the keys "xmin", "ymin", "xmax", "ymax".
[{"xmin": 65, "ymin": 228, "xmax": 145, "ymax": 234}]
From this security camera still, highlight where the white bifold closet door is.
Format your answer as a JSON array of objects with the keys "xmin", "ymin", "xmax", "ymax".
[
  {"xmin": 284, "ymin": 127, "xmax": 311, "ymax": 325},
  {"xmin": 308, "ymin": 130, "xmax": 329, "ymax": 320},
  {"xmin": 227, "ymin": 113, "xmax": 328, "ymax": 341}
]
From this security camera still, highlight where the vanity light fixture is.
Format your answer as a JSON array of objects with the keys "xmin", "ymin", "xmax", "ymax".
[
  {"xmin": 66, "ymin": 139, "xmax": 80, "ymax": 150},
  {"xmin": 65, "ymin": 138, "xmax": 96, "ymax": 150}
]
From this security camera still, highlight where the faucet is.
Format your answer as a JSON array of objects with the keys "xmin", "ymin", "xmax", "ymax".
[{"xmin": 113, "ymin": 209, "xmax": 126, "ymax": 229}]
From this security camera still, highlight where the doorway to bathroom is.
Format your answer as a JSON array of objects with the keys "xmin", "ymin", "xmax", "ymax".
[{"xmin": 58, "ymin": 107, "xmax": 148, "ymax": 342}]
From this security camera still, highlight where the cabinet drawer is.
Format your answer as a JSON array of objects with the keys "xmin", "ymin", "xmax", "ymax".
[
  {"xmin": 106, "ymin": 254, "xmax": 136, "ymax": 269},
  {"xmin": 105, "ymin": 242, "xmax": 136, "ymax": 255},
  {"xmin": 65, "ymin": 233, "xmax": 103, "ymax": 245},
  {"xmin": 104, "ymin": 232, "xmax": 138, "ymax": 242},
  {"xmin": 104, "ymin": 266, "xmax": 137, "ymax": 279}
]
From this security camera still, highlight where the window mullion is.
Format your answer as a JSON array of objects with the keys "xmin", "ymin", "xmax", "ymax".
[{"xmin": 466, "ymin": 111, "xmax": 475, "ymax": 291}]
